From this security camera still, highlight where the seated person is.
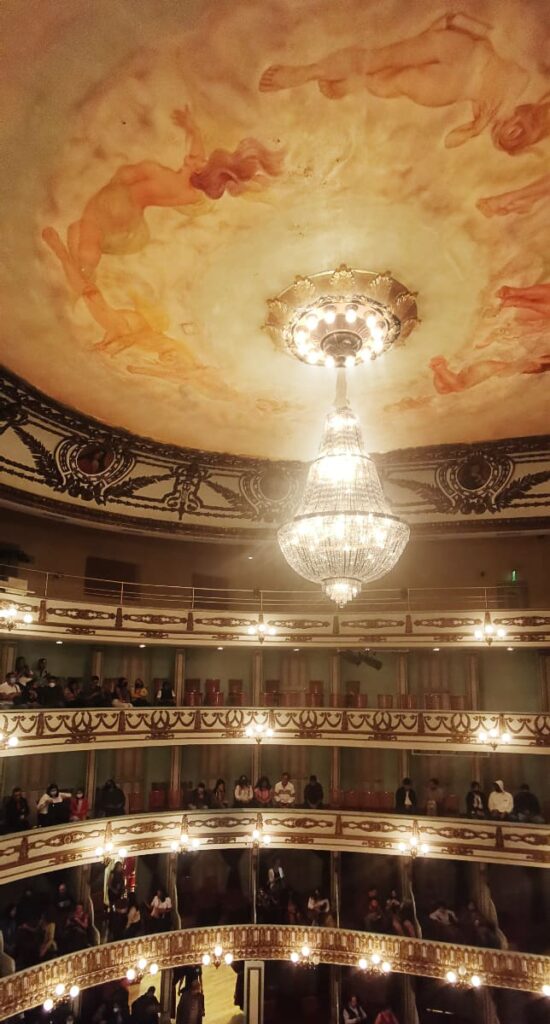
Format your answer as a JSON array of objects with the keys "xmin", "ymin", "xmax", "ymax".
[
  {"xmin": 155, "ymin": 680, "xmax": 176, "ymax": 706},
  {"xmin": 211, "ymin": 778, "xmax": 229, "ymax": 808},
  {"xmin": 364, "ymin": 892, "xmax": 384, "ymax": 932},
  {"xmin": 148, "ymin": 887, "xmax": 172, "ymax": 931},
  {"xmin": 39, "ymin": 676, "xmax": 64, "ymax": 707},
  {"xmin": 131, "ymin": 678, "xmax": 150, "ymax": 705},
  {"xmin": 100, "ymin": 778, "xmax": 126, "ymax": 816},
  {"xmin": 0, "ymin": 672, "xmax": 22, "ymax": 706},
  {"xmin": 488, "ymin": 780, "xmax": 514, "ymax": 820},
  {"xmin": 385, "ymin": 889, "xmax": 415, "ymax": 937},
  {"xmin": 188, "ymin": 782, "xmax": 212, "ymax": 810},
  {"xmin": 304, "ymin": 774, "xmax": 324, "ymax": 809},
  {"xmin": 234, "ymin": 774, "xmax": 254, "ymax": 807},
  {"xmin": 5, "ymin": 787, "xmax": 30, "ymax": 831},
  {"xmin": 513, "ymin": 783, "xmax": 544, "ymax": 823},
  {"xmin": 429, "ymin": 901, "xmax": 460, "ymax": 941},
  {"xmin": 343, "ymin": 995, "xmax": 367, "ymax": 1022},
  {"xmin": 112, "ymin": 677, "xmax": 133, "ymax": 708},
  {"xmin": 267, "ymin": 857, "xmax": 285, "ymax": 895},
  {"xmin": 395, "ymin": 777, "xmax": 417, "ymax": 813},
  {"xmin": 254, "ymin": 776, "xmax": 273, "ymax": 807},
  {"xmin": 273, "ymin": 772, "xmax": 296, "ymax": 807},
  {"xmin": 466, "ymin": 781, "xmax": 487, "ymax": 818},
  {"xmin": 125, "ymin": 893, "xmax": 142, "ymax": 938},
  {"xmin": 63, "ymin": 680, "xmax": 80, "ymax": 705},
  {"xmin": 307, "ymin": 888, "xmax": 330, "ymax": 925}
]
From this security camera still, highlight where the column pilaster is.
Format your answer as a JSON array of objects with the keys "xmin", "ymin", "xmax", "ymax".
[
  {"xmin": 244, "ymin": 960, "xmax": 264, "ymax": 1024},
  {"xmin": 174, "ymin": 649, "xmax": 186, "ymax": 706},
  {"xmin": 252, "ymin": 650, "xmax": 263, "ymax": 706}
]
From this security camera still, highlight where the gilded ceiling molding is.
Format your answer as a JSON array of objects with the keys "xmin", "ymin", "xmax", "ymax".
[
  {"xmin": 1, "ymin": 707, "xmax": 549, "ymax": 756},
  {"xmin": 1, "ymin": 368, "xmax": 548, "ymax": 538},
  {"xmin": 0, "ymin": 811, "xmax": 549, "ymax": 888},
  {"xmin": 1, "ymin": 925, "xmax": 549, "ymax": 1016}
]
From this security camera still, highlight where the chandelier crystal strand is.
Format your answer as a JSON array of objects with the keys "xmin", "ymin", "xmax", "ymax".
[{"xmin": 278, "ymin": 370, "xmax": 409, "ymax": 608}]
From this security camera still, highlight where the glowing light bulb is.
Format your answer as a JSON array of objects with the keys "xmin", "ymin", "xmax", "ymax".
[
  {"xmin": 118, "ymin": 847, "xmax": 128, "ymax": 859},
  {"xmin": 410, "ymin": 836, "xmax": 418, "ymax": 847},
  {"xmin": 95, "ymin": 846, "xmax": 104, "ymax": 858},
  {"xmin": 325, "ymin": 355, "xmax": 336, "ymax": 369},
  {"xmin": 247, "ymin": 627, "xmax": 256, "ymax": 636},
  {"xmin": 474, "ymin": 629, "xmax": 483, "ymax": 640},
  {"xmin": 258, "ymin": 622, "xmax": 266, "ymax": 633},
  {"xmin": 214, "ymin": 945, "xmax": 223, "ymax": 958},
  {"xmin": 345, "ymin": 306, "xmax": 358, "ymax": 324},
  {"xmin": 471, "ymin": 975, "xmax": 481, "ymax": 988},
  {"xmin": 323, "ymin": 306, "xmax": 337, "ymax": 324},
  {"xmin": 542, "ymin": 983, "xmax": 550, "ymax": 996},
  {"xmin": 263, "ymin": 834, "xmax": 272, "ymax": 845},
  {"xmin": 371, "ymin": 954, "xmax": 381, "ymax": 966},
  {"xmin": 306, "ymin": 351, "xmax": 319, "ymax": 364},
  {"xmin": 301, "ymin": 945, "xmax": 310, "ymax": 958},
  {"xmin": 23, "ymin": 613, "xmax": 33, "ymax": 624},
  {"xmin": 245, "ymin": 726, "xmax": 253, "ymax": 737},
  {"xmin": 446, "ymin": 971, "xmax": 457, "ymax": 984},
  {"xmin": 138, "ymin": 958, "xmax": 147, "ymax": 970},
  {"xmin": 224, "ymin": 952, "xmax": 234, "ymax": 965},
  {"xmin": 191, "ymin": 837, "xmax": 201, "ymax": 849},
  {"xmin": 252, "ymin": 828, "xmax": 260, "ymax": 840},
  {"xmin": 295, "ymin": 326, "xmax": 309, "ymax": 344},
  {"xmin": 150, "ymin": 963, "xmax": 159, "ymax": 975},
  {"xmin": 420, "ymin": 843, "xmax": 429, "ymax": 855},
  {"xmin": 398, "ymin": 842, "xmax": 406, "ymax": 853},
  {"xmin": 267, "ymin": 627, "xmax": 277, "ymax": 636},
  {"xmin": 43, "ymin": 999, "xmax": 54, "ymax": 1012},
  {"xmin": 202, "ymin": 954, "xmax": 211, "ymax": 966},
  {"xmin": 69, "ymin": 984, "xmax": 80, "ymax": 998},
  {"xmin": 55, "ymin": 984, "xmax": 66, "ymax": 997},
  {"xmin": 305, "ymin": 312, "xmax": 319, "ymax": 330},
  {"xmin": 171, "ymin": 840, "xmax": 179, "ymax": 851},
  {"xmin": 485, "ymin": 624, "xmax": 494, "ymax": 635},
  {"xmin": 126, "ymin": 968, "xmax": 137, "ymax": 982},
  {"xmin": 7, "ymin": 605, "xmax": 16, "ymax": 617},
  {"xmin": 345, "ymin": 355, "xmax": 356, "ymax": 368},
  {"xmin": 382, "ymin": 962, "xmax": 391, "ymax": 974},
  {"xmin": 290, "ymin": 952, "xmax": 299, "ymax": 963},
  {"xmin": 266, "ymin": 728, "xmax": 274, "ymax": 738},
  {"xmin": 372, "ymin": 337, "xmax": 384, "ymax": 354},
  {"xmin": 7, "ymin": 735, "xmax": 19, "ymax": 748},
  {"xmin": 489, "ymin": 727, "xmax": 498, "ymax": 738},
  {"xmin": 358, "ymin": 958, "xmax": 367, "ymax": 970},
  {"xmin": 501, "ymin": 732, "xmax": 511, "ymax": 744},
  {"xmin": 105, "ymin": 841, "xmax": 113, "ymax": 854},
  {"xmin": 496, "ymin": 627, "xmax": 506, "ymax": 638}
]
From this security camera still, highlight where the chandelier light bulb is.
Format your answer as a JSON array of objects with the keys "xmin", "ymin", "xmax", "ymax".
[
  {"xmin": 252, "ymin": 828, "xmax": 260, "ymax": 840},
  {"xmin": 542, "ymin": 983, "xmax": 550, "ymax": 997},
  {"xmin": 371, "ymin": 954, "xmax": 381, "ymax": 965},
  {"xmin": 381, "ymin": 961, "xmax": 391, "ymax": 974},
  {"xmin": 471, "ymin": 975, "xmax": 481, "ymax": 988},
  {"xmin": 7, "ymin": 735, "xmax": 19, "ymax": 748},
  {"xmin": 323, "ymin": 306, "xmax": 337, "ymax": 324},
  {"xmin": 344, "ymin": 305, "xmax": 358, "ymax": 324},
  {"xmin": 306, "ymin": 350, "xmax": 319, "ymax": 364},
  {"xmin": 474, "ymin": 629, "xmax": 483, "ymax": 640},
  {"xmin": 485, "ymin": 624, "xmax": 494, "ymax": 635},
  {"xmin": 202, "ymin": 954, "xmax": 211, "ymax": 966},
  {"xmin": 126, "ymin": 968, "xmax": 137, "ymax": 982},
  {"xmin": 55, "ymin": 984, "xmax": 66, "ymax": 997},
  {"xmin": 295, "ymin": 326, "xmax": 309, "ymax": 343},
  {"xmin": 325, "ymin": 355, "xmax": 336, "ymax": 368},
  {"xmin": 138, "ymin": 958, "xmax": 147, "ymax": 970},
  {"xmin": 291, "ymin": 952, "xmax": 299, "ymax": 963},
  {"xmin": 43, "ymin": 999, "xmax": 54, "ymax": 1012},
  {"xmin": 420, "ymin": 843, "xmax": 429, "ymax": 855},
  {"xmin": 23, "ymin": 613, "xmax": 33, "ymax": 624},
  {"xmin": 224, "ymin": 952, "xmax": 234, "ymax": 965},
  {"xmin": 446, "ymin": 971, "xmax": 457, "ymax": 984},
  {"xmin": 301, "ymin": 945, "xmax": 310, "ymax": 958},
  {"xmin": 496, "ymin": 627, "xmax": 506, "ymax": 638},
  {"xmin": 214, "ymin": 945, "xmax": 223, "ymax": 958},
  {"xmin": 118, "ymin": 847, "xmax": 128, "ymax": 859},
  {"xmin": 372, "ymin": 336, "xmax": 384, "ymax": 354},
  {"xmin": 69, "ymin": 984, "xmax": 80, "ymax": 998},
  {"xmin": 501, "ymin": 731, "xmax": 511, "ymax": 743},
  {"xmin": 358, "ymin": 957, "xmax": 367, "ymax": 970},
  {"xmin": 305, "ymin": 312, "xmax": 319, "ymax": 330},
  {"xmin": 150, "ymin": 963, "xmax": 159, "ymax": 975}
]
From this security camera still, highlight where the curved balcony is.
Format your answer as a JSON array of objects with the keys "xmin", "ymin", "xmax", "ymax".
[
  {"xmin": 1, "ymin": 810, "xmax": 549, "ymax": 886},
  {"xmin": 0, "ymin": 706, "xmax": 549, "ymax": 755},
  {"xmin": 0, "ymin": 566, "xmax": 546, "ymax": 647},
  {"xmin": 1, "ymin": 925, "xmax": 549, "ymax": 1016}
]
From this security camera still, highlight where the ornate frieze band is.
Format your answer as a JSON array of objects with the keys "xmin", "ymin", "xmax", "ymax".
[
  {"xmin": 0, "ymin": 707, "xmax": 549, "ymax": 755},
  {"xmin": 1, "ymin": 368, "xmax": 549, "ymax": 538},
  {"xmin": 0, "ymin": 925, "xmax": 548, "ymax": 1016},
  {"xmin": 3, "ymin": 592, "xmax": 550, "ymax": 647},
  {"xmin": 0, "ymin": 811, "xmax": 549, "ymax": 888}
]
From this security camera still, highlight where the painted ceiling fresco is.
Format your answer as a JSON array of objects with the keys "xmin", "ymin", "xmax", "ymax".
[{"xmin": 1, "ymin": 0, "xmax": 549, "ymax": 461}]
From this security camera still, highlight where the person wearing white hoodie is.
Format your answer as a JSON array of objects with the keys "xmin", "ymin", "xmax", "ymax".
[{"xmin": 487, "ymin": 779, "xmax": 514, "ymax": 820}]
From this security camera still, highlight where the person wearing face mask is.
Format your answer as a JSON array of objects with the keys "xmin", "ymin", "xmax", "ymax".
[
  {"xmin": 0, "ymin": 671, "xmax": 22, "ymax": 706},
  {"xmin": 36, "ymin": 783, "xmax": 71, "ymax": 826},
  {"xmin": 70, "ymin": 786, "xmax": 90, "ymax": 821},
  {"xmin": 39, "ymin": 675, "xmax": 64, "ymax": 708},
  {"xmin": 100, "ymin": 778, "xmax": 126, "ymax": 816}
]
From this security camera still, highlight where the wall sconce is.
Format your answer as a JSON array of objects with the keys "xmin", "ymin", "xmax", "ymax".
[
  {"xmin": 542, "ymin": 983, "xmax": 550, "ymax": 997},
  {"xmin": 474, "ymin": 612, "xmax": 506, "ymax": 646},
  {"xmin": 247, "ymin": 613, "xmax": 277, "ymax": 643},
  {"xmin": 95, "ymin": 826, "xmax": 127, "ymax": 863},
  {"xmin": 358, "ymin": 953, "xmax": 392, "ymax": 975},
  {"xmin": 290, "ymin": 944, "xmax": 320, "ymax": 967},
  {"xmin": 0, "ymin": 604, "xmax": 33, "ymax": 631},
  {"xmin": 171, "ymin": 815, "xmax": 202, "ymax": 852},
  {"xmin": 202, "ymin": 944, "xmax": 233, "ymax": 968},
  {"xmin": 245, "ymin": 720, "xmax": 274, "ymax": 743},
  {"xmin": 397, "ymin": 826, "xmax": 429, "ymax": 858},
  {"xmin": 0, "ymin": 733, "xmax": 19, "ymax": 752},
  {"xmin": 445, "ymin": 967, "xmax": 482, "ymax": 989},
  {"xmin": 477, "ymin": 725, "xmax": 511, "ymax": 750},
  {"xmin": 251, "ymin": 815, "xmax": 271, "ymax": 847},
  {"xmin": 127, "ymin": 958, "xmax": 159, "ymax": 983},
  {"xmin": 43, "ymin": 983, "xmax": 80, "ymax": 1012}
]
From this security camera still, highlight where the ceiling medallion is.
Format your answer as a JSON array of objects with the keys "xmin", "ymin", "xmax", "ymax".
[{"xmin": 265, "ymin": 265, "xmax": 418, "ymax": 368}]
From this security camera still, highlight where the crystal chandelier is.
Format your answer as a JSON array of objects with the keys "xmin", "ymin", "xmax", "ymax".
[{"xmin": 278, "ymin": 371, "xmax": 409, "ymax": 608}]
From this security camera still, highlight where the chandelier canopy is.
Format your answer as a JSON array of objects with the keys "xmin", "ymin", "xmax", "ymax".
[{"xmin": 278, "ymin": 373, "xmax": 409, "ymax": 608}]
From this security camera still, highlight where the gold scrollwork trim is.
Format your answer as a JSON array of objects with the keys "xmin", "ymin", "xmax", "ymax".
[
  {"xmin": 0, "ymin": 926, "xmax": 549, "ymax": 1016},
  {"xmin": 0, "ymin": 811, "xmax": 548, "ymax": 887}
]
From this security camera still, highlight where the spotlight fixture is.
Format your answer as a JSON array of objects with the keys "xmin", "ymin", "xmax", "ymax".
[
  {"xmin": 0, "ymin": 604, "xmax": 33, "ymax": 631},
  {"xmin": 290, "ymin": 944, "xmax": 320, "ymax": 968},
  {"xmin": 357, "ymin": 953, "xmax": 392, "ymax": 975},
  {"xmin": 245, "ymin": 719, "xmax": 274, "ymax": 743},
  {"xmin": 202, "ymin": 944, "xmax": 233, "ymax": 968},
  {"xmin": 445, "ymin": 966, "xmax": 482, "ymax": 989}
]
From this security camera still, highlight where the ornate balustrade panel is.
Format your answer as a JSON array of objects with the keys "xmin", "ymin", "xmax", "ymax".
[
  {"xmin": 1, "ymin": 592, "xmax": 549, "ymax": 646},
  {"xmin": 0, "ymin": 811, "xmax": 548, "ymax": 885},
  {"xmin": 0, "ymin": 707, "xmax": 549, "ymax": 755},
  {"xmin": 0, "ymin": 925, "xmax": 548, "ymax": 1016}
]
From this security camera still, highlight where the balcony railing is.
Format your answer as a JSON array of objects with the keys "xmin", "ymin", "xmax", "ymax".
[{"xmin": 0, "ymin": 563, "xmax": 529, "ymax": 612}]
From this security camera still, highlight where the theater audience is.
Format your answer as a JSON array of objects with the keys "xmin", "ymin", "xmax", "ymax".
[
  {"xmin": 429, "ymin": 901, "xmax": 461, "ymax": 941},
  {"xmin": 234, "ymin": 775, "xmax": 254, "ymax": 807},
  {"xmin": 466, "ymin": 781, "xmax": 487, "ymax": 819},
  {"xmin": 273, "ymin": 771, "xmax": 296, "ymax": 807},
  {"xmin": 148, "ymin": 886, "xmax": 172, "ymax": 931},
  {"xmin": 0, "ymin": 672, "xmax": 21, "ymax": 706},
  {"xmin": 131, "ymin": 985, "xmax": 161, "ymax": 1023},
  {"xmin": 131, "ymin": 678, "xmax": 150, "ymax": 706},
  {"xmin": 395, "ymin": 777, "xmax": 417, "ymax": 813},
  {"xmin": 39, "ymin": 675, "xmax": 64, "ymax": 708},
  {"xmin": 514, "ymin": 783, "xmax": 544, "ymax": 823},
  {"xmin": 36, "ymin": 783, "xmax": 71, "ymax": 827},
  {"xmin": 254, "ymin": 776, "xmax": 273, "ymax": 808},
  {"xmin": 113, "ymin": 677, "xmax": 133, "ymax": 708},
  {"xmin": 385, "ymin": 889, "xmax": 416, "ymax": 937},
  {"xmin": 343, "ymin": 995, "xmax": 367, "ymax": 1022},
  {"xmin": 155, "ymin": 680, "xmax": 176, "ymax": 706},
  {"xmin": 304, "ymin": 774, "xmax": 324, "ymax": 809},
  {"xmin": 5, "ymin": 787, "xmax": 30, "ymax": 831},
  {"xmin": 306, "ymin": 888, "xmax": 330, "ymax": 925},
  {"xmin": 488, "ymin": 779, "xmax": 514, "ymax": 820},
  {"xmin": 63, "ymin": 679, "xmax": 80, "ymax": 705},
  {"xmin": 100, "ymin": 778, "xmax": 126, "ymax": 817},
  {"xmin": 70, "ymin": 786, "xmax": 89, "ymax": 821}
]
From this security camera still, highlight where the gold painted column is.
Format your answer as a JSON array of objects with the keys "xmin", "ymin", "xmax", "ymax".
[
  {"xmin": 174, "ymin": 649, "xmax": 186, "ymax": 706},
  {"xmin": 244, "ymin": 960, "xmax": 264, "ymax": 1024},
  {"xmin": 401, "ymin": 975, "xmax": 420, "ymax": 1024}
]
